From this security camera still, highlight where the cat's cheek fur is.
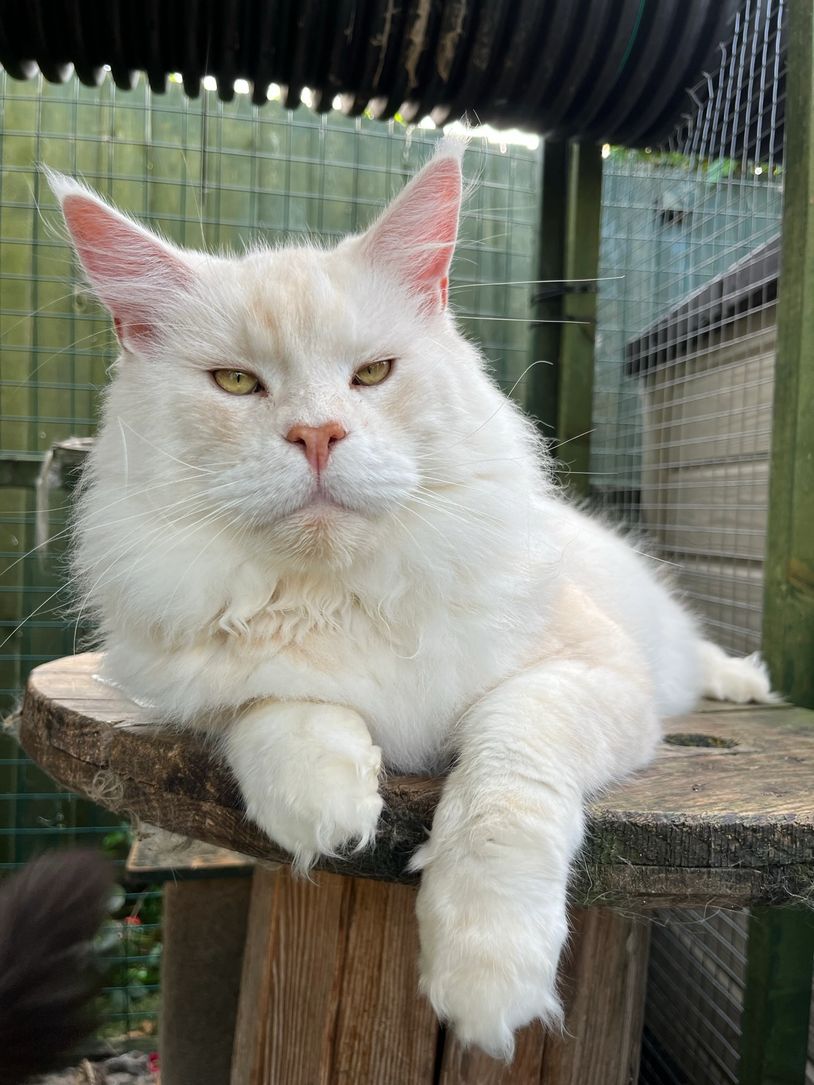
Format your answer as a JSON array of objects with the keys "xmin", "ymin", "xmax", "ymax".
[{"xmin": 223, "ymin": 700, "xmax": 383, "ymax": 872}]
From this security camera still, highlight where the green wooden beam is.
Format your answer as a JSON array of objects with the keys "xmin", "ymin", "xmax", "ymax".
[
  {"xmin": 739, "ymin": 907, "xmax": 814, "ymax": 1085},
  {"xmin": 527, "ymin": 140, "xmax": 568, "ymax": 436},
  {"xmin": 527, "ymin": 141, "xmax": 602, "ymax": 497},
  {"xmin": 557, "ymin": 142, "xmax": 602, "ymax": 496},
  {"xmin": 762, "ymin": 0, "xmax": 814, "ymax": 707},
  {"xmin": 747, "ymin": 10, "xmax": 814, "ymax": 1082}
]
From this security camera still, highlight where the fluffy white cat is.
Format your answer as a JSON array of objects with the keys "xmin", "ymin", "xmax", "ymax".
[{"xmin": 49, "ymin": 141, "xmax": 772, "ymax": 1058}]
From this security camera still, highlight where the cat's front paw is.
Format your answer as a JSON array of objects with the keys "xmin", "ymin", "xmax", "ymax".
[
  {"xmin": 411, "ymin": 837, "xmax": 567, "ymax": 1059},
  {"xmin": 227, "ymin": 701, "xmax": 383, "ymax": 871}
]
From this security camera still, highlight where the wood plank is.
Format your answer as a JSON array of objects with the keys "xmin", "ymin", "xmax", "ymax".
[
  {"xmin": 527, "ymin": 139, "xmax": 568, "ymax": 435},
  {"xmin": 264, "ymin": 870, "xmax": 350, "ymax": 1085},
  {"xmin": 541, "ymin": 909, "xmax": 650, "ymax": 1085},
  {"xmin": 161, "ymin": 876, "xmax": 252, "ymax": 1085},
  {"xmin": 14, "ymin": 652, "xmax": 814, "ymax": 906},
  {"xmin": 331, "ymin": 878, "xmax": 439, "ymax": 1082},
  {"xmin": 232, "ymin": 867, "xmax": 351, "ymax": 1085},
  {"xmin": 231, "ymin": 868, "xmax": 278, "ymax": 1085},
  {"xmin": 439, "ymin": 1024, "xmax": 546, "ymax": 1083},
  {"xmin": 762, "ymin": 0, "xmax": 814, "ymax": 708},
  {"xmin": 740, "ymin": 907, "xmax": 814, "ymax": 1085},
  {"xmin": 232, "ymin": 870, "xmax": 437, "ymax": 1084},
  {"xmin": 556, "ymin": 141, "xmax": 602, "ymax": 496},
  {"xmin": 746, "ymin": 21, "xmax": 814, "ymax": 1064}
]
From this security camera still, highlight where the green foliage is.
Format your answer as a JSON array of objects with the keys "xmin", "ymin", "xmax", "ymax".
[
  {"xmin": 95, "ymin": 823, "xmax": 163, "ymax": 1044},
  {"xmin": 605, "ymin": 145, "xmax": 783, "ymax": 179}
]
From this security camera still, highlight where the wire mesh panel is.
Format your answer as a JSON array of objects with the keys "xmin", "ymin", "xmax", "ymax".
[
  {"xmin": 641, "ymin": 910, "xmax": 751, "ymax": 1085},
  {"xmin": 0, "ymin": 68, "xmax": 542, "ymax": 1046},
  {"xmin": 591, "ymin": 3, "xmax": 789, "ymax": 1083}
]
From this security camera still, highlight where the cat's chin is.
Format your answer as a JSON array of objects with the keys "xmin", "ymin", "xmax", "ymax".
[
  {"xmin": 266, "ymin": 498, "xmax": 376, "ymax": 569},
  {"xmin": 298, "ymin": 496, "xmax": 352, "ymax": 517}
]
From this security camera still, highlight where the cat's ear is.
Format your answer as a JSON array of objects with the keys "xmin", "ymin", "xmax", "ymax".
[
  {"xmin": 359, "ymin": 141, "xmax": 463, "ymax": 313},
  {"xmin": 45, "ymin": 170, "xmax": 192, "ymax": 354}
]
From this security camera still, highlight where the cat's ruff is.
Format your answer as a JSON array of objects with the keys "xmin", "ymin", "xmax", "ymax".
[{"xmin": 50, "ymin": 141, "xmax": 774, "ymax": 1059}]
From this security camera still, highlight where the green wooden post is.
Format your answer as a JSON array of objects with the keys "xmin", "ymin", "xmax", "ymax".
[
  {"xmin": 527, "ymin": 140, "xmax": 568, "ymax": 435},
  {"xmin": 740, "ymin": 908, "xmax": 814, "ymax": 1085},
  {"xmin": 744, "ymin": 5, "xmax": 814, "ymax": 1083},
  {"xmin": 762, "ymin": 0, "xmax": 814, "ymax": 708},
  {"xmin": 528, "ymin": 141, "xmax": 602, "ymax": 498},
  {"xmin": 557, "ymin": 142, "xmax": 602, "ymax": 496}
]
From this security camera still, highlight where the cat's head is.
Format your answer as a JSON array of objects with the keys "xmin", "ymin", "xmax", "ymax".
[{"xmin": 51, "ymin": 142, "xmax": 515, "ymax": 571}]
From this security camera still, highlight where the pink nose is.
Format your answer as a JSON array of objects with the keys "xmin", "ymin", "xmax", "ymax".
[{"xmin": 285, "ymin": 421, "xmax": 347, "ymax": 474}]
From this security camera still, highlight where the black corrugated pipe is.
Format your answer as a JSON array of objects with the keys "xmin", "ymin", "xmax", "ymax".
[{"xmin": 0, "ymin": 0, "xmax": 743, "ymax": 146}]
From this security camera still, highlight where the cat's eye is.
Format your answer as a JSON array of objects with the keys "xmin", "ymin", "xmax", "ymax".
[
  {"xmin": 353, "ymin": 359, "xmax": 394, "ymax": 387},
  {"xmin": 212, "ymin": 369, "xmax": 262, "ymax": 396}
]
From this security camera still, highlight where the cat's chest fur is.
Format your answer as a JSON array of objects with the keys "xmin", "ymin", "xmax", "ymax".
[
  {"xmin": 209, "ymin": 571, "xmax": 529, "ymax": 771},
  {"xmin": 103, "ymin": 558, "xmax": 538, "ymax": 775}
]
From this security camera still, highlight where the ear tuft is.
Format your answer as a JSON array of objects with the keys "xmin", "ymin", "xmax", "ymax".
[
  {"xmin": 360, "ymin": 142, "xmax": 464, "ymax": 313},
  {"xmin": 45, "ymin": 169, "xmax": 192, "ymax": 354}
]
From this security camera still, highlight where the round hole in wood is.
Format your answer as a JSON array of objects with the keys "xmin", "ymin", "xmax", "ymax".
[{"xmin": 664, "ymin": 732, "xmax": 738, "ymax": 748}]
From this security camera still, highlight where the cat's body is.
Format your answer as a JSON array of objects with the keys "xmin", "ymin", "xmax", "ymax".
[{"xmin": 51, "ymin": 142, "xmax": 773, "ymax": 1058}]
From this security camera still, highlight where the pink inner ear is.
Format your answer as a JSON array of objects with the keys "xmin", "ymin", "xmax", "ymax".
[
  {"xmin": 363, "ymin": 156, "xmax": 462, "ymax": 312},
  {"xmin": 61, "ymin": 194, "xmax": 190, "ymax": 350}
]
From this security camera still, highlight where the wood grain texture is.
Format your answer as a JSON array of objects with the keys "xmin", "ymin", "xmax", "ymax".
[
  {"xmin": 439, "ymin": 1023, "xmax": 546, "ymax": 1083},
  {"xmin": 16, "ymin": 653, "xmax": 814, "ymax": 905},
  {"xmin": 231, "ymin": 869, "xmax": 438, "ymax": 1084},
  {"xmin": 330, "ymin": 877, "xmax": 439, "ymax": 1082},
  {"xmin": 541, "ymin": 909, "xmax": 650, "ymax": 1085},
  {"xmin": 232, "ymin": 867, "xmax": 352, "ymax": 1085},
  {"xmin": 231, "ymin": 868, "xmax": 278, "ymax": 1085}
]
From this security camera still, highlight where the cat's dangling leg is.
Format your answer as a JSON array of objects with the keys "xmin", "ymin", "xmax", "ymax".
[
  {"xmin": 224, "ymin": 700, "xmax": 383, "ymax": 871},
  {"xmin": 411, "ymin": 592, "xmax": 661, "ymax": 1058}
]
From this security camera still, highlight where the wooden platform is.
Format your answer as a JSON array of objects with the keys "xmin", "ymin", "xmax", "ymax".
[{"xmin": 16, "ymin": 652, "xmax": 814, "ymax": 908}]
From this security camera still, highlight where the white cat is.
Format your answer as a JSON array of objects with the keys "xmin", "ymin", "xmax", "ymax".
[{"xmin": 49, "ymin": 141, "xmax": 773, "ymax": 1058}]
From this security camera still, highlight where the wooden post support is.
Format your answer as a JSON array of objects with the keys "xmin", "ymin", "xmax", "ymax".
[
  {"xmin": 556, "ymin": 141, "xmax": 602, "ymax": 497},
  {"xmin": 231, "ymin": 869, "xmax": 650, "ymax": 1085},
  {"xmin": 528, "ymin": 141, "xmax": 602, "ymax": 496},
  {"xmin": 740, "ymin": 908, "xmax": 814, "ymax": 1085},
  {"xmin": 753, "ymin": 8, "xmax": 814, "ymax": 1077},
  {"xmin": 230, "ymin": 868, "xmax": 439, "ymax": 1084},
  {"xmin": 161, "ymin": 876, "xmax": 253, "ymax": 1085},
  {"xmin": 763, "ymin": 0, "xmax": 814, "ymax": 708},
  {"xmin": 528, "ymin": 140, "xmax": 568, "ymax": 436},
  {"xmin": 125, "ymin": 831, "xmax": 256, "ymax": 1085}
]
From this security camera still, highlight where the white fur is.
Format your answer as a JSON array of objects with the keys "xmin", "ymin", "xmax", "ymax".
[
  {"xmin": 225, "ymin": 701, "xmax": 383, "ymax": 871},
  {"xmin": 51, "ymin": 145, "xmax": 775, "ymax": 1059}
]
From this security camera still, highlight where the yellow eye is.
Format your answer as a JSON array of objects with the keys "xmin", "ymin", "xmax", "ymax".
[
  {"xmin": 213, "ymin": 369, "xmax": 261, "ymax": 396},
  {"xmin": 353, "ymin": 359, "xmax": 393, "ymax": 387}
]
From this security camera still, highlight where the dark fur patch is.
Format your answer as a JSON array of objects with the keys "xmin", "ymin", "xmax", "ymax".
[{"xmin": 0, "ymin": 850, "xmax": 113, "ymax": 1084}]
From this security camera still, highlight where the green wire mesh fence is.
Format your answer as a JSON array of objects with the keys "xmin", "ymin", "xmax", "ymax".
[
  {"xmin": 592, "ymin": 0, "xmax": 791, "ymax": 1079},
  {"xmin": 0, "ymin": 68, "xmax": 542, "ymax": 1046}
]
